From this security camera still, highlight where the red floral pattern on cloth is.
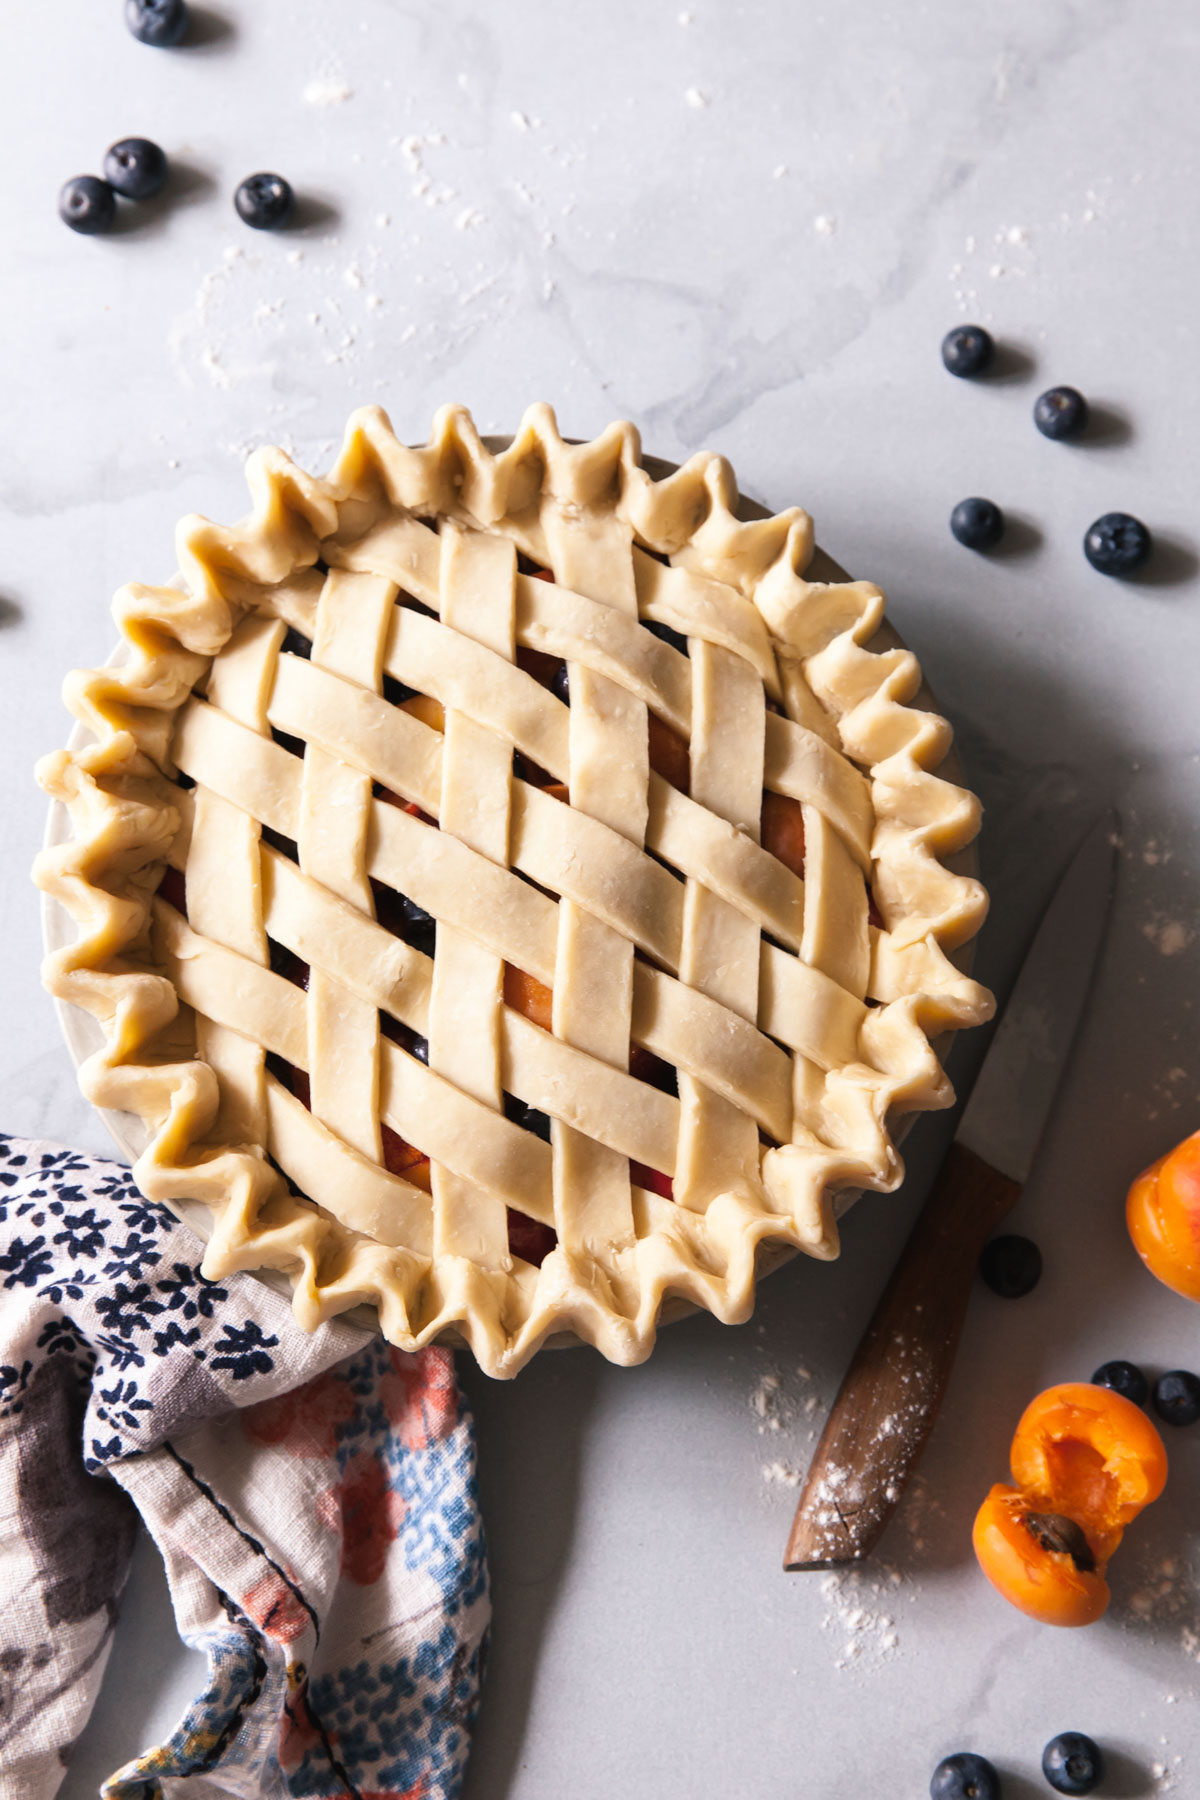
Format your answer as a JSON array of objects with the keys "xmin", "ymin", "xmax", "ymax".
[
  {"xmin": 334, "ymin": 1449, "xmax": 409, "ymax": 1585},
  {"xmin": 243, "ymin": 1569, "xmax": 311, "ymax": 1645},
  {"xmin": 241, "ymin": 1366, "xmax": 358, "ymax": 1458},
  {"xmin": 380, "ymin": 1346, "xmax": 459, "ymax": 1449}
]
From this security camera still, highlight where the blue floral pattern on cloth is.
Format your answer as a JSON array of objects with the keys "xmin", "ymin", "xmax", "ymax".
[{"xmin": 0, "ymin": 1134, "xmax": 490, "ymax": 1800}]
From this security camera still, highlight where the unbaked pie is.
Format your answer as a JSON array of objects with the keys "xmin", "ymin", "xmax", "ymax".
[{"xmin": 36, "ymin": 405, "xmax": 993, "ymax": 1376}]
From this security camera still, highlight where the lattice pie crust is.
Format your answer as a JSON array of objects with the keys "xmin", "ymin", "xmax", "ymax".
[{"xmin": 35, "ymin": 405, "xmax": 993, "ymax": 1377}]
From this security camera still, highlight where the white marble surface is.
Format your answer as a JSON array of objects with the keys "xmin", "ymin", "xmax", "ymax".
[{"xmin": 5, "ymin": 0, "xmax": 1200, "ymax": 1794}]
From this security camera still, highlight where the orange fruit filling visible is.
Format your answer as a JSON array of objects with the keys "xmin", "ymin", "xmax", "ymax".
[
  {"xmin": 647, "ymin": 712, "xmax": 690, "ymax": 794},
  {"xmin": 972, "ymin": 1381, "xmax": 1168, "ymax": 1627},
  {"xmin": 760, "ymin": 790, "xmax": 806, "ymax": 880},
  {"xmin": 1126, "ymin": 1128, "xmax": 1200, "ymax": 1302}
]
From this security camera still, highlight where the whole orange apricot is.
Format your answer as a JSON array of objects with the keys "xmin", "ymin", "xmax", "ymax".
[{"xmin": 1127, "ymin": 1129, "xmax": 1200, "ymax": 1302}]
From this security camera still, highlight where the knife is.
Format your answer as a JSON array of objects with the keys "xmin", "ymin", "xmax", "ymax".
[{"xmin": 784, "ymin": 812, "xmax": 1117, "ymax": 1571}]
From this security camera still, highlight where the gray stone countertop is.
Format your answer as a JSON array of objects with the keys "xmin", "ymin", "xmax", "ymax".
[{"xmin": 4, "ymin": 1, "xmax": 1199, "ymax": 1794}]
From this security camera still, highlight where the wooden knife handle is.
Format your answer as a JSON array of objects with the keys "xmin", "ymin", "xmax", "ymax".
[{"xmin": 783, "ymin": 1142, "xmax": 1021, "ymax": 1570}]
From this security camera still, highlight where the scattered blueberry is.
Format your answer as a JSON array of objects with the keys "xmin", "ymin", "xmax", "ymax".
[
  {"xmin": 1034, "ymin": 386, "xmax": 1090, "ymax": 441},
  {"xmin": 979, "ymin": 1234, "xmax": 1042, "ymax": 1299},
  {"xmin": 1042, "ymin": 1731, "xmax": 1104, "ymax": 1796},
  {"xmin": 930, "ymin": 1751, "xmax": 1001, "ymax": 1800},
  {"xmin": 951, "ymin": 496, "xmax": 1005, "ymax": 551},
  {"xmin": 941, "ymin": 324, "xmax": 995, "ymax": 379},
  {"xmin": 552, "ymin": 661, "xmax": 570, "ymax": 705},
  {"xmin": 1083, "ymin": 511, "xmax": 1151, "ymax": 576},
  {"xmin": 1152, "ymin": 1368, "xmax": 1200, "ymax": 1428},
  {"xmin": 58, "ymin": 175, "xmax": 117, "ymax": 236},
  {"xmin": 125, "ymin": 0, "xmax": 189, "ymax": 46},
  {"xmin": 234, "ymin": 172, "xmax": 295, "ymax": 231},
  {"xmin": 103, "ymin": 137, "xmax": 168, "ymax": 201},
  {"xmin": 1091, "ymin": 1359, "xmax": 1149, "ymax": 1408}
]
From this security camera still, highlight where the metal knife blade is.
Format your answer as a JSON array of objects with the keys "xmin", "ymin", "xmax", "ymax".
[
  {"xmin": 783, "ymin": 811, "xmax": 1118, "ymax": 1571},
  {"xmin": 957, "ymin": 811, "xmax": 1118, "ymax": 1185}
]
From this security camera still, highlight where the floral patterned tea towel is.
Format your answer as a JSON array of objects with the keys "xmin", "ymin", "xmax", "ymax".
[{"xmin": 0, "ymin": 1134, "xmax": 490, "ymax": 1800}]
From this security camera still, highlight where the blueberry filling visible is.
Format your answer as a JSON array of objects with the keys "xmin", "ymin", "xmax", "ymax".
[
  {"xmin": 399, "ymin": 591, "xmax": 438, "ymax": 620},
  {"xmin": 380, "ymin": 1015, "xmax": 429, "ymax": 1063},
  {"xmin": 644, "ymin": 618, "xmax": 689, "ymax": 657},
  {"xmin": 281, "ymin": 626, "xmax": 313, "ymax": 661},
  {"xmin": 371, "ymin": 882, "xmax": 436, "ymax": 955},
  {"xmin": 513, "ymin": 750, "xmax": 559, "ymax": 788},
  {"xmin": 382, "ymin": 672, "xmax": 417, "ymax": 707},
  {"xmin": 261, "ymin": 826, "xmax": 299, "ymax": 864},
  {"xmin": 265, "ymin": 1050, "xmax": 306, "ymax": 1096},
  {"xmin": 271, "ymin": 725, "xmax": 307, "ymax": 759},
  {"xmin": 268, "ymin": 940, "xmax": 310, "ymax": 988},
  {"xmin": 503, "ymin": 1093, "xmax": 553, "ymax": 1142}
]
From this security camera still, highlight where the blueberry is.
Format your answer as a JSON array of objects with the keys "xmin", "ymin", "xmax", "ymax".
[
  {"xmin": 103, "ymin": 137, "xmax": 168, "ymax": 201},
  {"xmin": 125, "ymin": 0, "xmax": 189, "ymax": 46},
  {"xmin": 1034, "ymin": 386, "xmax": 1089, "ymax": 441},
  {"xmin": 234, "ymin": 172, "xmax": 295, "ymax": 231},
  {"xmin": 58, "ymin": 176, "xmax": 116, "ymax": 236},
  {"xmin": 1091, "ymin": 1359, "xmax": 1149, "ymax": 1408},
  {"xmin": 1042, "ymin": 1731, "xmax": 1104, "ymax": 1795},
  {"xmin": 644, "ymin": 618, "xmax": 689, "ymax": 656},
  {"xmin": 1084, "ymin": 511, "xmax": 1151, "ymax": 576},
  {"xmin": 941, "ymin": 324, "xmax": 995, "ymax": 379},
  {"xmin": 950, "ymin": 497, "xmax": 1005, "ymax": 551},
  {"xmin": 930, "ymin": 1751, "xmax": 1001, "ymax": 1800},
  {"xmin": 552, "ymin": 661, "xmax": 570, "ymax": 705},
  {"xmin": 1153, "ymin": 1368, "xmax": 1200, "ymax": 1428},
  {"xmin": 979, "ymin": 1234, "xmax": 1042, "ymax": 1298}
]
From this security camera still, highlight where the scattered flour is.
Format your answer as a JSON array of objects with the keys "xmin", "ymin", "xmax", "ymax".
[
  {"xmin": 749, "ymin": 1371, "xmax": 786, "ymax": 1433},
  {"xmin": 762, "ymin": 1460, "xmax": 802, "ymax": 1488},
  {"xmin": 303, "ymin": 76, "xmax": 353, "ymax": 107},
  {"xmin": 1142, "ymin": 914, "xmax": 1194, "ymax": 957},
  {"xmin": 684, "ymin": 87, "xmax": 710, "ymax": 108},
  {"xmin": 813, "ymin": 213, "xmax": 837, "ymax": 236},
  {"xmin": 819, "ymin": 1567, "xmax": 904, "ymax": 1671}
]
